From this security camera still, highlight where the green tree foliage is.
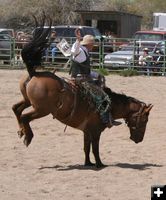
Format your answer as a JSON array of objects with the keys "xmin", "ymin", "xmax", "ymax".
[
  {"xmin": 1, "ymin": 0, "xmax": 166, "ymax": 31},
  {"xmin": 0, "ymin": 0, "xmax": 91, "ymax": 30}
]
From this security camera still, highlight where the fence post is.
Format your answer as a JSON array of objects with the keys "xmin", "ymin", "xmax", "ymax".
[
  {"xmin": 11, "ymin": 38, "xmax": 15, "ymax": 67},
  {"xmin": 99, "ymin": 37, "xmax": 104, "ymax": 68},
  {"xmin": 132, "ymin": 39, "xmax": 136, "ymax": 69},
  {"xmin": 163, "ymin": 40, "xmax": 166, "ymax": 76}
]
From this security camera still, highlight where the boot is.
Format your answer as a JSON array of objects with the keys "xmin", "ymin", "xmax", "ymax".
[
  {"xmin": 105, "ymin": 120, "xmax": 122, "ymax": 128},
  {"xmin": 101, "ymin": 112, "xmax": 122, "ymax": 128}
]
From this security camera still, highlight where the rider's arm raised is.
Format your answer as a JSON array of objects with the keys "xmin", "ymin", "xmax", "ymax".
[{"xmin": 71, "ymin": 29, "xmax": 86, "ymax": 63}]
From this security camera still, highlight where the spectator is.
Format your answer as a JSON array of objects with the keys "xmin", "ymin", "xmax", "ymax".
[
  {"xmin": 154, "ymin": 50, "xmax": 164, "ymax": 67},
  {"xmin": 50, "ymin": 31, "xmax": 59, "ymax": 62},
  {"xmin": 45, "ymin": 31, "xmax": 58, "ymax": 62},
  {"xmin": 139, "ymin": 48, "xmax": 153, "ymax": 75},
  {"xmin": 16, "ymin": 31, "xmax": 26, "ymax": 49}
]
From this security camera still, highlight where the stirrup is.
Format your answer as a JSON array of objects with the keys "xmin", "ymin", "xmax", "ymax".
[
  {"xmin": 105, "ymin": 120, "xmax": 122, "ymax": 128},
  {"xmin": 112, "ymin": 120, "xmax": 122, "ymax": 126},
  {"xmin": 109, "ymin": 113, "xmax": 122, "ymax": 127}
]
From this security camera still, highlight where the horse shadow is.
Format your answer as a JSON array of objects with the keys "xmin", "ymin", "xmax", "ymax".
[
  {"xmin": 39, "ymin": 164, "xmax": 104, "ymax": 171},
  {"xmin": 111, "ymin": 162, "xmax": 163, "ymax": 170},
  {"xmin": 38, "ymin": 162, "xmax": 163, "ymax": 171}
]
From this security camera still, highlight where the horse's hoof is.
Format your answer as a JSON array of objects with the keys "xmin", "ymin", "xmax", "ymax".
[
  {"xmin": 96, "ymin": 163, "xmax": 107, "ymax": 169},
  {"xmin": 23, "ymin": 136, "xmax": 33, "ymax": 147},
  {"xmin": 17, "ymin": 130, "xmax": 24, "ymax": 138},
  {"xmin": 23, "ymin": 138, "xmax": 30, "ymax": 147},
  {"xmin": 84, "ymin": 162, "xmax": 95, "ymax": 167}
]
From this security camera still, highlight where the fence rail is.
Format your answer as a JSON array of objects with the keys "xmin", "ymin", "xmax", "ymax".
[{"xmin": 0, "ymin": 36, "xmax": 166, "ymax": 76}]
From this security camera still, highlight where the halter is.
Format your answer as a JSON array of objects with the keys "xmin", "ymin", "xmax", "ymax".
[{"xmin": 125, "ymin": 103, "xmax": 146, "ymax": 130}]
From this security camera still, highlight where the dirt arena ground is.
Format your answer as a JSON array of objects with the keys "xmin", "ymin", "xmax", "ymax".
[{"xmin": 0, "ymin": 69, "xmax": 166, "ymax": 200}]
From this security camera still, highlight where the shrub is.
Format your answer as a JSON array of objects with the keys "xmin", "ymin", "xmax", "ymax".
[
  {"xmin": 119, "ymin": 69, "xmax": 139, "ymax": 77},
  {"xmin": 97, "ymin": 67, "xmax": 110, "ymax": 76}
]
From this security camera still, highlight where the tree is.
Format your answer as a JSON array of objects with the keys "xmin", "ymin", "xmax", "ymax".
[{"xmin": 1, "ymin": 0, "xmax": 166, "ymax": 31}]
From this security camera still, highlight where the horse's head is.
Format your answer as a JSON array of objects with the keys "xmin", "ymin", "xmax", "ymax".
[{"xmin": 126, "ymin": 103, "xmax": 153, "ymax": 143}]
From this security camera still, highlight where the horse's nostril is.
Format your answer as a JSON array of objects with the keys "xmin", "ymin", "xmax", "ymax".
[
  {"xmin": 131, "ymin": 127, "xmax": 136, "ymax": 130},
  {"xmin": 130, "ymin": 135, "xmax": 143, "ymax": 143}
]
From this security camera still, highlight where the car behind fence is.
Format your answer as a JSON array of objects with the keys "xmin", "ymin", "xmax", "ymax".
[{"xmin": 0, "ymin": 35, "xmax": 166, "ymax": 76}]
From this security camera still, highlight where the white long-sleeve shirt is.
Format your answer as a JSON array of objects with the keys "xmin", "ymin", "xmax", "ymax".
[{"xmin": 71, "ymin": 40, "xmax": 89, "ymax": 63}]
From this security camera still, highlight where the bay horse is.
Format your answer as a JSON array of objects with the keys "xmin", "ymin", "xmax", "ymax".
[{"xmin": 12, "ymin": 18, "xmax": 153, "ymax": 168}]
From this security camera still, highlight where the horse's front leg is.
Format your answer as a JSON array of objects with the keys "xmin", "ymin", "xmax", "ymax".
[
  {"xmin": 91, "ymin": 132, "xmax": 105, "ymax": 168},
  {"xmin": 83, "ymin": 132, "xmax": 95, "ymax": 166},
  {"xmin": 20, "ymin": 109, "xmax": 49, "ymax": 146},
  {"xmin": 12, "ymin": 99, "xmax": 31, "ymax": 138}
]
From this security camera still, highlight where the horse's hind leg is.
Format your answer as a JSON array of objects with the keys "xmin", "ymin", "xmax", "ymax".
[
  {"xmin": 20, "ymin": 109, "xmax": 49, "ymax": 146},
  {"xmin": 84, "ymin": 132, "xmax": 95, "ymax": 166},
  {"xmin": 12, "ymin": 99, "xmax": 31, "ymax": 138}
]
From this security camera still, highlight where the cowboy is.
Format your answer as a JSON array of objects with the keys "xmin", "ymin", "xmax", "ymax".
[
  {"xmin": 139, "ymin": 48, "xmax": 152, "ymax": 66},
  {"xmin": 70, "ymin": 29, "xmax": 121, "ymax": 128},
  {"xmin": 139, "ymin": 48, "xmax": 153, "ymax": 76}
]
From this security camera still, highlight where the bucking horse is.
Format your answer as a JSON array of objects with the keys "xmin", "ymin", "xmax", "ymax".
[{"xmin": 12, "ymin": 16, "xmax": 153, "ymax": 168}]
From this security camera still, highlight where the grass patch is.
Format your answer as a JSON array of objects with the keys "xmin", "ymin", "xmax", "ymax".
[
  {"xmin": 119, "ymin": 69, "xmax": 139, "ymax": 77},
  {"xmin": 96, "ymin": 67, "xmax": 110, "ymax": 76}
]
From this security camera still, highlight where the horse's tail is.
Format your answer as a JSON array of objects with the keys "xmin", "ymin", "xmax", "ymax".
[{"xmin": 21, "ymin": 14, "xmax": 52, "ymax": 78}]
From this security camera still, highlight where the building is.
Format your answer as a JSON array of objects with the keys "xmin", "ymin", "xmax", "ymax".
[{"xmin": 76, "ymin": 10, "xmax": 142, "ymax": 38}]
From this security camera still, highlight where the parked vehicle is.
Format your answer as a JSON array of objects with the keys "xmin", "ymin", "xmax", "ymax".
[
  {"xmin": 54, "ymin": 25, "xmax": 101, "ymax": 39},
  {"xmin": 0, "ymin": 34, "xmax": 13, "ymax": 61},
  {"xmin": 153, "ymin": 12, "xmax": 166, "ymax": 31},
  {"xmin": 104, "ymin": 41, "xmax": 159, "ymax": 66},
  {"xmin": 33, "ymin": 25, "xmax": 101, "ymax": 40},
  {"xmin": 0, "ymin": 28, "xmax": 15, "ymax": 38},
  {"xmin": 131, "ymin": 30, "xmax": 166, "ymax": 58},
  {"xmin": 104, "ymin": 45, "xmax": 136, "ymax": 66},
  {"xmin": 133, "ymin": 30, "xmax": 166, "ymax": 41}
]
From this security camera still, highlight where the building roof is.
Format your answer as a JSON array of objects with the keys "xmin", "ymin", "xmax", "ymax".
[{"xmin": 75, "ymin": 10, "xmax": 142, "ymax": 18}]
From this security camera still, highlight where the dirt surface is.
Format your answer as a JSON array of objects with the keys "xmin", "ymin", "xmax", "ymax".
[{"xmin": 0, "ymin": 70, "xmax": 166, "ymax": 200}]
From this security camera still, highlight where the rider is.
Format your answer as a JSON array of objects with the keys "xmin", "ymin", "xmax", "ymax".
[{"xmin": 70, "ymin": 29, "xmax": 121, "ymax": 128}]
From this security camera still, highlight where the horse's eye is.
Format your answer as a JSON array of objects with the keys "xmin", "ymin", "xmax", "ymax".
[{"xmin": 132, "ymin": 117, "xmax": 137, "ymax": 122}]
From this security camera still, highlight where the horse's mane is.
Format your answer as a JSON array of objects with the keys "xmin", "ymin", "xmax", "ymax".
[{"xmin": 104, "ymin": 87, "xmax": 142, "ymax": 105}]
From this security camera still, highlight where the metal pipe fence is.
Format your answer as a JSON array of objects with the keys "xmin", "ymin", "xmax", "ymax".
[{"xmin": 0, "ymin": 35, "xmax": 166, "ymax": 76}]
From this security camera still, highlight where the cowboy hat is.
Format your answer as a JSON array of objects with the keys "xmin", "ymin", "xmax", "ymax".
[
  {"xmin": 80, "ymin": 35, "xmax": 95, "ymax": 45},
  {"xmin": 143, "ymin": 47, "xmax": 149, "ymax": 51}
]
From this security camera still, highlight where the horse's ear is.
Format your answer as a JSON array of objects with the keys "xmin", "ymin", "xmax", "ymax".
[{"xmin": 145, "ymin": 104, "xmax": 153, "ymax": 113}]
